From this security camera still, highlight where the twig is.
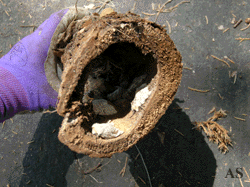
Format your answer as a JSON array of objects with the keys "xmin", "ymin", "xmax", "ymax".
[
  {"xmin": 205, "ymin": 15, "xmax": 208, "ymax": 25},
  {"xmin": 208, "ymin": 107, "xmax": 216, "ymax": 114},
  {"xmin": 97, "ymin": 0, "xmax": 112, "ymax": 13},
  {"xmin": 0, "ymin": 0, "xmax": 6, "ymax": 6},
  {"xmin": 234, "ymin": 116, "xmax": 245, "ymax": 121},
  {"xmin": 166, "ymin": 20, "xmax": 171, "ymax": 34},
  {"xmin": 165, "ymin": 1, "xmax": 190, "ymax": 12},
  {"xmin": 224, "ymin": 56, "xmax": 235, "ymax": 64},
  {"xmin": 188, "ymin": 87, "xmax": 210, "ymax": 93},
  {"xmin": 89, "ymin": 174, "xmax": 103, "ymax": 183},
  {"xmin": 2, "ymin": 121, "xmax": 5, "ymax": 129},
  {"xmin": 138, "ymin": 176, "xmax": 146, "ymax": 184},
  {"xmin": 183, "ymin": 67, "xmax": 192, "ymax": 70},
  {"xmin": 142, "ymin": 12, "xmax": 156, "ymax": 16},
  {"xmin": 20, "ymin": 25, "xmax": 37, "ymax": 28},
  {"xmin": 174, "ymin": 129, "xmax": 184, "ymax": 136},
  {"xmin": 12, "ymin": 130, "xmax": 18, "ymax": 135},
  {"xmin": 98, "ymin": 159, "xmax": 112, "ymax": 169},
  {"xmin": 46, "ymin": 184, "xmax": 54, "ymax": 187},
  {"xmin": 83, "ymin": 162, "xmax": 102, "ymax": 175},
  {"xmin": 243, "ymin": 167, "xmax": 250, "ymax": 181},
  {"xmin": 43, "ymin": 110, "xmax": 57, "ymax": 114},
  {"xmin": 232, "ymin": 13, "xmax": 236, "ymax": 18},
  {"xmin": 218, "ymin": 93, "xmax": 224, "ymax": 100},
  {"xmin": 223, "ymin": 28, "xmax": 229, "ymax": 33},
  {"xmin": 152, "ymin": 3, "xmax": 155, "ymax": 10},
  {"xmin": 157, "ymin": 1, "xmax": 190, "ymax": 13},
  {"xmin": 235, "ymin": 37, "xmax": 250, "ymax": 42},
  {"xmin": 233, "ymin": 19, "xmax": 242, "ymax": 28},
  {"xmin": 27, "ymin": 141, "xmax": 35, "ymax": 144},
  {"xmin": 135, "ymin": 145, "xmax": 152, "ymax": 187},
  {"xmin": 155, "ymin": 0, "xmax": 172, "ymax": 22},
  {"xmin": 238, "ymin": 173, "xmax": 244, "ymax": 187},
  {"xmin": 5, "ymin": 10, "xmax": 10, "ymax": 16},
  {"xmin": 131, "ymin": 2, "xmax": 136, "ymax": 13},
  {"xmin": 75, "ymin": 0, "xmax": 78, "ymax": 15},
  {"xmin": 119, "ymin": 156, "xmax": 128, "ymax": 177},
  {"xmin": 211, "ymin": 55, "xmax": 230, "ymax": 67},
  {"xmin": 240, "ymin": 24, "xmax": 250, "ymax": 31}
]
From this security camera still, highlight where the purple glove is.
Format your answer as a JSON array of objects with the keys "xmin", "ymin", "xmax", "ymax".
[{"xmin": 0, "ymin": 9, "xmax": 68, "ymax": 122}]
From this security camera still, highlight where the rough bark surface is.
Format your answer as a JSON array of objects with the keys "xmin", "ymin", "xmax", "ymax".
[{"xmin": 52, "ymin": 11, "xmax": 182, "ymax": 157}]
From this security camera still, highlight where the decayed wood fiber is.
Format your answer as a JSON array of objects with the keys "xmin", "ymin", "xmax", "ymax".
[{"xmin": 56, "ymin": 11, "xmax": 182, "ymax": 157}]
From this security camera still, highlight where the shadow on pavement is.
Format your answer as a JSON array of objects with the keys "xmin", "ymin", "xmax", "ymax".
[
  {"xmin": 126, "ymin": 98, "xmax": 216, "ymax": 187},
  {"xmin": 19, "ymin": 112, "xmax": 76, "ymax": 187}
]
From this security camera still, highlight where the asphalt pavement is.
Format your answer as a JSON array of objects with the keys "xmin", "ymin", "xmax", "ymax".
[{"xmin": 0, "ymin": 0, "xmax": 250, "ymax": 186}]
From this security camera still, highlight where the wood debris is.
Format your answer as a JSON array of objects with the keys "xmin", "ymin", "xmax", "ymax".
[
  {"xmin": 26, "ymin": 180, "xmax": 31, "ymax": 185},
  {"xmin": 119, "ymin": 156, "xmax": 128, "ymax": 177},
  {"xmin": 241, "ymin": 22, "xmax": 250, "ymax": 31},
  {"xmin": 231, "ymin": 17, "xmax": 236, "ymax": 24},
  {"xmin": 233, "ymin": 19, "xmax": 242, "ymax": 28},
  {"xmin": 224, "ymin": 56, "xmax": 235, "ymax": 64},
  {"xmin": 205, "ymin": 15, "xmax": 208, "ymax": 25},
  {"xmin": 234, "ymin": 116, "xmax": 245, "ymax": 121},
  {"xmin": 0, "ymin": 0, "xmax": 6, "ymax": 6},
  {"xmin": 183, "ymin": 67, "xmax": 192, "ymax": 70},
  {"xmin": 5, "ymin": 10, "xmax": 10, "ymax": 16},
  {"xmin": 230, "ymin": 71, "xmax": 237, "ymax": 84},
  {"xmin": 208, "ymin": 107, "xmax": 216, "ymax": 114},
  {"xmin": 138, "ymin": 176, "xmax": 146, "ymax": 184},
  {"xmin": 246, "ymin": 18, "xmax": 250, "ymax": 24},
  {"xmin": 154, "ymin": 0, "xmax": 173, "ymax": 22},
  {"xmin": 2, "ymin": 121, "xmax": 5, "ymax": 129},
  {"xmin": 239, "ymin": 174, "xmax": 244, "ymax": 187},
  {"xmin": 218, "ymin": 93, "xmax": 224, "ymax": 100},
  {"xmin": 223, "ymin": 28, "xmax": 229, "ymax": 33},
  {"xmin": 188, "ymin": 87, "xmax": 210, "ymax": 93},
  {"xmin": 27, "ymin": 141, "xmax": 35, "ymax": 144},
  {"xmin": 89, "ymin": 174, "xmax": 103, "ymax": 183},
  {"xmin": 46, "ymin": 184, "xmax": 54, "ymax": 187},
  {"xmin": 152, "ymin": 3, "xmax": 155, "ymax": 10},
  {"xmin": 194, "ymin": 108, "xmax": 232, "ymax": 154},
  {"xmin": 157, "ymin": 131, "xmax": 165, "ymax": 144},
  {"xmin": 166, "ymin": 20, "xmax": 171, "ymax": 34},
  {"xmin": 142, "ymin": 12, "xmax": 156, "ymax": 16},
  {"xmin": 243, "ymin": 167, "xmax": 250, "ymax": 182},
  {"xmin": 235, "ymin": 37, "xmax": 250, "ymax": 42},
  {"xmin": 174, "ymin": 129, "xmax": 184, "ymax": 136},
  {"xmin": 97, "ymin": 0, "xmax": 113, "ymax": 13},
  {"xmin": 83, "ymin": 162, "xmax": 102, "ymax": 175},
  {"xmin": 211, "ymin": 55, "xmax": 230, "ymax": 67},
  {"xmin": 43, "ymin": 109, "xmax": 57, "ymax": 114},
  {"xmin": 12, "ymin": 130, "xmax": 18, "ymax": 135},
  {"xmin": 232, "ymin": 13, "xmax": 236, "ymax": 18},
  {"xmin": 131, "ymin": 2, "xmax": 136, "ymax": 13},
  {"xmin": 163, "ymin": 1, "xmax": 190, "ymax": 12}
]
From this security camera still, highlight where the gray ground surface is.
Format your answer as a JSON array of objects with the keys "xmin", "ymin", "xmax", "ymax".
[{"xmin": 1, "ymin": 0, "xmax": 250, "ymax": 186}]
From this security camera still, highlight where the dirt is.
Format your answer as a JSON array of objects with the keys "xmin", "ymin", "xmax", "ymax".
[{"xmin": 53, "ymin": 11, "xmax": 182, "ymax": 157}]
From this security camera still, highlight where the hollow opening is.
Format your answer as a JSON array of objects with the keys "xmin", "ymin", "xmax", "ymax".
[{"xmin": 72, "ymin": 42, "xmax": 157, "ymax": 138}]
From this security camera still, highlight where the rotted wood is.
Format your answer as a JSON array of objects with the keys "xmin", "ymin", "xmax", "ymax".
[{"xmin": 46, "ymin": 9, "xmax": 182, "ymax": 157}]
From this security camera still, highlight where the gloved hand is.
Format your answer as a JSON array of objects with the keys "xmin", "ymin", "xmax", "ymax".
[{"xmin": 0, "ymin": 9, "xmax": 68, "ymax": 122}]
